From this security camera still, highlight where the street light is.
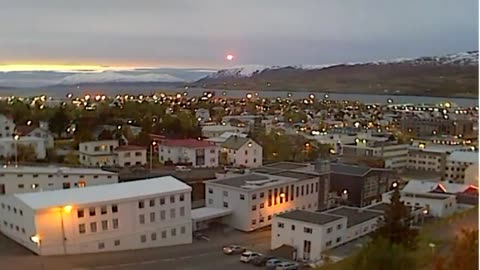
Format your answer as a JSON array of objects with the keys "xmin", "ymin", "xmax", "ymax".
[
  {"xmin": 392, "ymin": 182, "xmax": 398, "ymax": 189},
  {"xmin": 150, "ymin": 141, "xmax": 157, "ymax": 171},
  {"xmin": 13, "ymin": 135, "xmax": 19, "ymax": 167}
]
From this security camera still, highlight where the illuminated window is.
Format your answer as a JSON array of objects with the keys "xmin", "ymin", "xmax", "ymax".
[{"xmin": 78, "ymin": 181, "xmax": 86, "ymax": 188}]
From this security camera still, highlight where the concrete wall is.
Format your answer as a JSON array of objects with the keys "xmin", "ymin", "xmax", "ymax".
[{"xmin": 116, "ymin": 150, "xmax": 147, "ymax": 167}]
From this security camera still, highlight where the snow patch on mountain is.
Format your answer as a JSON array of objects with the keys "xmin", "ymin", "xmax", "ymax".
[{"xmin": 57, "ymin": 71, "xmax": 185, "ymax": 85}]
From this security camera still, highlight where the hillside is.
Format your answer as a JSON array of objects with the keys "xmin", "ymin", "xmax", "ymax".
[{"xmin": 193, "ymin": 51, "xmax": 479, "ymax": 97}]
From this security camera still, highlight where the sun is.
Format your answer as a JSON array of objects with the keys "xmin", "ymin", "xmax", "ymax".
[{"xmin": 226, "ymin": 54, "xmax": 234, "ymax": 61}]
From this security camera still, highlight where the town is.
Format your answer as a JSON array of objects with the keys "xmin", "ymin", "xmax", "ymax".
[{"xmin": 0, "ymin": 91, "xmax": 477, "ymax": 270}]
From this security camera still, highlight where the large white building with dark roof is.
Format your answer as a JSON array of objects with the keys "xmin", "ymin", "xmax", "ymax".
[
  {"xmin": 444, "ymin": 150, "xmax": 479, "ymax": 184},
  {"xmin": 0, "ymin": 176, "xmax": 192, "ymax": 255},
  {"xmin": 0, "ymin": 165, "xmax": 118, "ymax": 195},
  {"xmin": 220, "ymin": 135, "xmax": 263, "ymax": 168}
]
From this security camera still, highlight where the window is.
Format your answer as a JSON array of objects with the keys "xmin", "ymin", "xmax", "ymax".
[
  {"xmin": 19, "ymin": 210, "xmax": 23, "ymax": 216},
  {"xmin": 296, "ymin": 186, "xmax": 299, "ymax": 197},
  {"xmin": 151, "ymin": 233, "xmax": 157, "ymax": 241},
  {"xmin": 223, "ymin": 202, "xmax": 229, "ymax": 208},
  {"xmin": 89, "ymin": 208, "xmax": 96, "ymax": 216},
  {"xmin": 138, "ymin": 201, "xmax": 145, "ymax": 209},
  {"xmin": 102, "ymin": 220, "xmax": 108, "ymax": 231},
  {"xmin": 160, "ymin": 197, "xmax": 165, "ymax": 205},
  {"xmin": 170, "ymin": 196, "xmax": 175, "ymax": 203},
  {"xmin": 301, "ymin": 185, "xmax": 304, "ymax": 196},
  {"xmin": 112, "ymin": 205, "xmax": 118, "ymax": 213},
  {"xmin": 252, "ymin": 205, "xmax": 256, "ymax": 211},
  {"xmin": 278, "ymin": 222, "xmax": 284, "ymax": 228},
  {"xmin": 240, "ymin": 194, "xmax": 245, "ymax": 200},
  {"xmin": 223, "ymin": 191, "xmax": 228, "ymax": 197},
  {"xmin": 268, "ymin": 190, "xmax": 272, "ymax": 206},
  {"xmin": 337, "ymin": 224, "xmax": 342, "ymax": 230},
  {"xmin": 180, "ymin": 194, "xmax": 185, "ymax": 202},
  {"xmin": 326, "ymin": 241, "xmax": 332, "ymax": 247},
  {"xmin": 21, "ymin": 228, "xmax": 25, "ymax": 234},
  {"xmin": 260, "ymin": 203, "xmax": 264, "ymax": 209},
  {"xmin": 170, "ymin": 208, "xmax": 176, "ymax": 218},
  {"xmin": 252, "ymin": 193, "xmax": 257, "ymax": 200},
  {"xmin": 149, "ymin": 199, "xmax": 155, "ymax": 207},
  {"xmin": 13, "ymin": 208, "xmax": 16, "ymax": 214},
  {"xmin": 48, "ymin": 174, "xmax": 53, "ymax": 178},
  {"xmin": 101, "ymin": 206, "xmax": 107, "ymax": 215},
  {"xmin": 33, "ymin": 174, "xmax": 39, "ymax": 178},
  {"xmin": 112, "ymin": 218, "xmax": 119, "ymax": 229},
  {"xmin": 260, "ymin": 217, "xmax": 264, "ymax": 223},
  {"xmin": 327, "ymin": 227, "xmax": 333, "ymax": 233},
  {"xmin": 291, "ymin": 225, "xmax": 295, "ymax": 231},
  {"xmin": 171, "ymin": 228, "xmax": 176, "ymax": 236},
  {"xmin": 77, "ymin": 209, "xmax": 84, "ymax": 218},
  {"xmin": 180, "ymin": 207, "xmax": 185, "ymax": 217},
  {"xmin": 140, "ymin": 235, "xmax": 146, "ymax": 243},
  {"xmin": 18, "ymin": 184, "xmax": 24, "ymax": 189},
  {"xmin": 315, "ymin": 182, "xmax": 319, "ymax": 192},
  {"xmin": 274, "ymin": 188, "xmax": 277, "ymax": 205},
  {"xmin": 150, "ymin": 212, "xmax": 156, "ymax": 222},
  {"xmin": 160, "ymin": 210, "xmax": 166, "ymax": 220},
  {"xmin": 311, "ymin": 183, "xmax": 314, "ymax": 194},
  {"xmin": 181, "ymin": 226, "xmax": 186, "ymax": 234},
  {"xmin": 90, "ymin": 222, "xmax": 97, "ymax": 233},
  {"xmin": 279, "ymin": 187, "xmax": 284, "ymax": 203},
  {"xmin": 251, "ymin": 219, "xmax": 256, "ymax": 225},
  {"xmin": 208, "ymin": 198, "xmax": 213, "ymax": 205},
  {"xmin": 268, "ymin": 215, "xmax": 272, "ymax": 220},
  {"xmin": 260, "ymin": 192, "xmax": 264, "ymax": 198},
  {"xmin": 114, "ymin": 240, "xmax": 120, "ymax": 246},
  {"xmin": 31, "ymin": 183, "xmax": 39, "ymax": 189},
  {"xmin": 162, "ymin": 231, "xmax": 167, "ymax": 238},
  {"xmin": 79, "ymin": 224, "xmax": 86, "ymax": 234},
  {"xmin": 139, "ymin": 214, "xmax": 145, "ymax": 224},
  {"xmin": 208, "ymin": 188, "xmax": 213, "ymax": 194},
  {"xmin": 304, "ymin": 227, "xmax": 312, "ymax": 234},
  {"xmin": 15, "ymin": 225, "xmax": 19, "ymax": 231},
  {"xmin": 336, "ymin": 237, "xmax": 342, "ymax": 243},
  {"xmin": 18, "ymin": 174, "xmax": 23, "ymax": 178},
  {"xmin": 98, "ymin": 242, "xmax": 105, "ymax": 249}
]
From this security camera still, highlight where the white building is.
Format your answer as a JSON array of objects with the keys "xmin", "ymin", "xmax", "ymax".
[
  {"xmin": 271, "ymin": 206, "xmax": 382, "ymax": 262},
  {"xmin": 79, "ymin": 140, "xmax": 147, "ymax": 167},
  {"xmin": 464, "ymin": 164, "xmax": 479, "ymax": 186},
  {"xmin": 407, "ymin": 142, "xmax": 469, "ymax": 173},
  {"xmin": 444, "ymin": 150, "xmax": 479, "ymax": 184},
  {"xmin": 0, "ymin": 176, "xmax": 192, "ymax": 255},
  {"xmin": 79, "ymin": 140, "xmax": 119, "ymax": 167},
  {"xmin": 220, "ymin": 136, "xmax": 263, "ymax": 168},
  {"xmin": 0, "ymin": 166, "xmax": 118, "ymax": 195},
  {"xmin": 113, "ymin": 145, "xmax": 147, "ymax": 167},
  {"xmin": 16, "ymin": 124, "xmax": 55, "ymax": 149},
  {"xmin": 159, "ymin": 139, "xmax": 219, "ymax": 168},
  {"xmin": 0, "ymin": 114, "xmax": 15, "ymax": 138},
  {"xmin": 201, "ymin": 124, "xmax": 248, "ymax": 138},
  {"xmin": 382, "ymin": 190, "xmax": 456, "ymax": 217},
  {"xmin": 341, "ymin": 139, "xmax": 409, "ymax": 170},
  {"xmin": 205, "ymin": 162, "xmax": 329, "ymax": 232},
  {"xmin": 0, "ymin": 137, "xmax": 46, "ymax": 160},
  {"xmin": 195, "ymin": 108, "xmax": 210, "ymax": 122}
]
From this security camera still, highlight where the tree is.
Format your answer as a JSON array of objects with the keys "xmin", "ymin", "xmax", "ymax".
[
  {"xmin": 352, "ymin": 237, "xmax": 415, "ymax": 270},
  {"xmin": 375, "ymin": 187, "xmax": 418, "ymax": 249},
  {"xmin": 97, "ymin": 129, "xmax": 114, "ymax": 140},
  {"xmin": 63, "ymin": 151, "xmax": 79, "ymax": 165},
  {"xmin": 446, "ymin": 229, "xmax": 478, "ymax": 270},
  {"xmin": 49, "ymin": 106, "xmax": 70, "ymax": 137},
  {"xmin": 16, "ymin": 144, "xmax": 36, "ymax": 162}
]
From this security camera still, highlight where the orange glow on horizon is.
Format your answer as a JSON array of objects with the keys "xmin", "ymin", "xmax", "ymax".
[{"xmin": 0, "ymin": 64, "xmax": 141, "ymax": 72}]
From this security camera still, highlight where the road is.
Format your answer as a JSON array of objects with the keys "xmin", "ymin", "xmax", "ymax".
[{"xmin": 0, "ymin": 228, "xmax": 271, "ymax": 270}]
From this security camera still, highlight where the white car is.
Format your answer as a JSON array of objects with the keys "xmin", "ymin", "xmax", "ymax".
[
  {"xmin": 175, "ymin": 166, "xmax": 191, "ymax": 172},
  {"xmin": 240, "ymin": 251, "xmax": 262, "ymax": 263},
  {"xmin": 276, "ymin": 262, "xmax": 300, "ymax": 270}
]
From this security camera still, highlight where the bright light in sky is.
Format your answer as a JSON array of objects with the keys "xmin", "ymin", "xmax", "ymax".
[{"xmin": 226, "ymin": 54, "xmax": 234, "ymax": 61}]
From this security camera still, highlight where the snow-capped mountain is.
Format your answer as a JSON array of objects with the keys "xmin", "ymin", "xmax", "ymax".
[
  {"xmin": 203, "ymin": 51, "xmax": 478, "ymax": 80},
  {"xmin": 57, "ymin": 71, "xmax": 185, "ymax": 85}
]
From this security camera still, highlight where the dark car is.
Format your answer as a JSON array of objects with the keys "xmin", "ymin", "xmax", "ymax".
[{"xmin": 252, "ymin": 255, "xmax": 275, "ymax": 266}]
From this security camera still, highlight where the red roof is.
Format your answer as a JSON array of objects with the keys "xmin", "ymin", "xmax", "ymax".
[
  {"xmin": 114, "ymin": 145, "xmax": 147, "ymax": 151},
  {"xmin": 15, "ymin": 125, "xmax": 38, "ymax": 136},
  {"xmin": 161, "ymin": 139, "xmax": 215, "ymax": 148}
]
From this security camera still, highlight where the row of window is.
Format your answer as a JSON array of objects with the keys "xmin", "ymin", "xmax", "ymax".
[
  {"xmin": 139, "ymin": 207, "xmax": 185, "ymax": 224},
  {"xmin": 277, "ymin": 222, "xmax": 319, "ymax": 234},
  {"xmin": 18, "ymin": 181, "xmax": 88, "ymax": 190},
  {"xmin": 123, "ymin": 152, "xmax": 144, "ymax": 158},
  {"xmin": 2, "ymin": 220, "xmax": 26, "ymax": 234},
  {"xmin": 139, "ymin": 226, "xmax": 187, "ymax": 243},
  {"xmin": 2, "ymin": 174, "xmax": 111, "ymax": 179},
  {"xmin": 79, "ymin": 219, "xmax": 119, "ymax": 234},
  {"xmin": 78, "ymin": 205, "xmax": 118, "ymax": 218},
  {"xmin": 325, "ymin": 237, "xmax": 342, "ymax": 247},
  {"xmin": 138, "ymin": 194, "xmax": 185, "ymax": 209},
  {"xmin": 250, "ymin": 204, "xmax": 317, "ymax": 226},
  {"xmin": 1, "ymin": 203, "xmax": 23, "ymax": 216}
]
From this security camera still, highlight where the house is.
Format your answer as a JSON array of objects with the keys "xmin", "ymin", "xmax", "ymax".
[
  {"xmin": 113, "ymin": 145, "xmax": 147, "ymax": 167},
  {"xmin": 382, "ymin": 190, "xmax": 456, "ymax": 217},
  {"xmin": 79, "ymin": 140, "xmax": 119, "ymax": 167},
  {"xmin": 220, "ymin": 136, "xmax": 263, "ymax": 168},
  {"xmin": 195, "ymin": 108, "xmax": 210, "ymax": 122},
  {"xmin": 0, "ymin": 114, "xmax": 15, "ymax": 138},
  {"xmin": 0, "ymin": 176, "xmax": 192, "ymax": 255},
  {"xmin": 329, "ymin": 163, "xmax": 398, "ymax": 207},
  {"xmin": 159, "ymin": 139, "xmax": 219, "ymax": 168},
  {"xmin": 204, "ymin": 161, "xmax": 330, "ymax": 232},
  {"xmin": 201, "ymin": 124, "xmax": 248, "ymax": 138},
  {"xmin": 444, "ymin": 150, "xmax": 479, "ymax": 184},
  {"xmin": 0, "ymin": 137, "xmax": 46, "ymax": 160},
  {"xmin": 0, "ymin": 166, "xmax": 118, "ymax": 195},
  {"xmin": 271, "ymin": 206, "xmax": 382, "ymax": 262},
  {"xmin": 15, "ymin": 124, "xmax": 54, "ymax": 149}
]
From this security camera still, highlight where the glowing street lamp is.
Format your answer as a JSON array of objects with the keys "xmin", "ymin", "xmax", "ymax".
[
  {"xmin": 63, "ymin": 205, "xmax": 73, "ymax": 213},
  {"xmin": 13, "ymin": 135, "xmax": 19, "ymax": 167},
  {"xmin": 279, "ymin": 193, "xmax": 286, "ymax": 198},
  {"xmin": 30, "ymin": 234, "xmax": 40, "ymax": 245}
]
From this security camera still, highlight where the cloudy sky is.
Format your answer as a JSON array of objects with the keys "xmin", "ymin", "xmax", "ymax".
[{"xmin": 0, "ymin": 0, "xmax": 478, "ymax": 70}]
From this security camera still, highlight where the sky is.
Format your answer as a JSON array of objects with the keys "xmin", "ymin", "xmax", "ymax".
[{"xmin": 0, "ymin": 0, "xmax": 478, "ymax": 71}]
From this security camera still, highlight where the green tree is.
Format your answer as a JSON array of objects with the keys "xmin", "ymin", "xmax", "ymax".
[
  {"xmin": 49, "ymin": 106, "xmax": 70, "ymax": 137},
  {"xmin": 353, "ymin": 237, "xmax": 415, "ymax": 270},
  {"xmin": 97, "ymin": 129, "xmax": 114, "ymax": 140},
  {"xmin": 447, "ymin": 229, "xmax": 478, "ymax": 270},
  {"xmin": 16, "ymin": 144, "xmax": 36, "ymax": 162},
  {"xmin": 375, "ymin": 187, "xmax": 418, "ymax": 249},
  {"xmin": 63, "ymin": 151, "xmax": 79, "ymax": 165}
]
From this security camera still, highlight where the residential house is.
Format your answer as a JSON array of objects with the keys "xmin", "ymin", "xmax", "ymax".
[
  {"xmin": 159, "ymin": 139, "xmax": 219, "ymax": 168},
  {"xmin": 15, "ymin": 124, "xmax": 54, "ymax": 149},
  {"xmin": 220, "ymin": 136, "xmax": 262, "ymax": 168},
  {"xmin": 0, "ymin": 114, "xmax": 15, "ymax": 138}
]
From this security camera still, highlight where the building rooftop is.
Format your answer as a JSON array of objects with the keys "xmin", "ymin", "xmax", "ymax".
[
  {"xmin": 324, "ymin": 206, "xmax": 383, "ymax": 228},
  {"xmin": 402, "ymin": 192, "xmax": 454, "ymax": 201},
  {"xmin": 330, "ymin": 163, "xmax": 372, "ymax": 176},
  {"xmin": 15, "ymin": 176, "xmax": 190, "ymax": 210},
  {"xmin": 15, "ymin": 125, "xmax": 40, "ymax": 136},
  {"xmin": 0, "ymin": 165, "xmax": 116, "ymax": 175},
  {"xmin": 221, "ymin": 136, "xmax": 250, "ymax": 150},
  {"xmin": 262, "ymin": 162, "xmax": 309, "ymax": 170},
  {"xmin": 114, "ymin": 145, "xmax": 147, "ymax": 151},
  {"xmin": 447, "ymin": 151, "xmax": 479, "ymax": 164},
  {"xmin": 210, "ymin": 172, "xmax": 302, "ymax": 190},
  {"xmin": 270, "ymin": 171, "xmax": 318, "ymax": 181},
  {"xmin": 276, "ymin": 210, "xmax": 344, "ymax": 226},
  {"xmin": 161, "ymin": 139, "xmax": 216, "ymax": 148}
]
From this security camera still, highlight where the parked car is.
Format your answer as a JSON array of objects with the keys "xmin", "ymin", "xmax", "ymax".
[
  {"xmin": 240, "ymin": 251, "xmax": 262, "ymax": 263},
  {"xmin": 251, "ymin": 255, "xmax": 275, "ymax": 266},
  {"xmin": 222, "ymin": 245, "xmax": 246, "ymax": 255},
  {"xmin": 266, "ymin": 258, "xmax": 284, "ymax": 269},
  {"xmin": 276, "ymin": 262, "xmax": 300, "ymax": 270},
  {"xmin": 175, "ymin": 165, "xmax": 191, "ymax": 172}
]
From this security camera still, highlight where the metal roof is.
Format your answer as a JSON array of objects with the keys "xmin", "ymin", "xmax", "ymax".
[{"xmin": 276, "ymin": 210, "xmax": 344, "ymax": 226}]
